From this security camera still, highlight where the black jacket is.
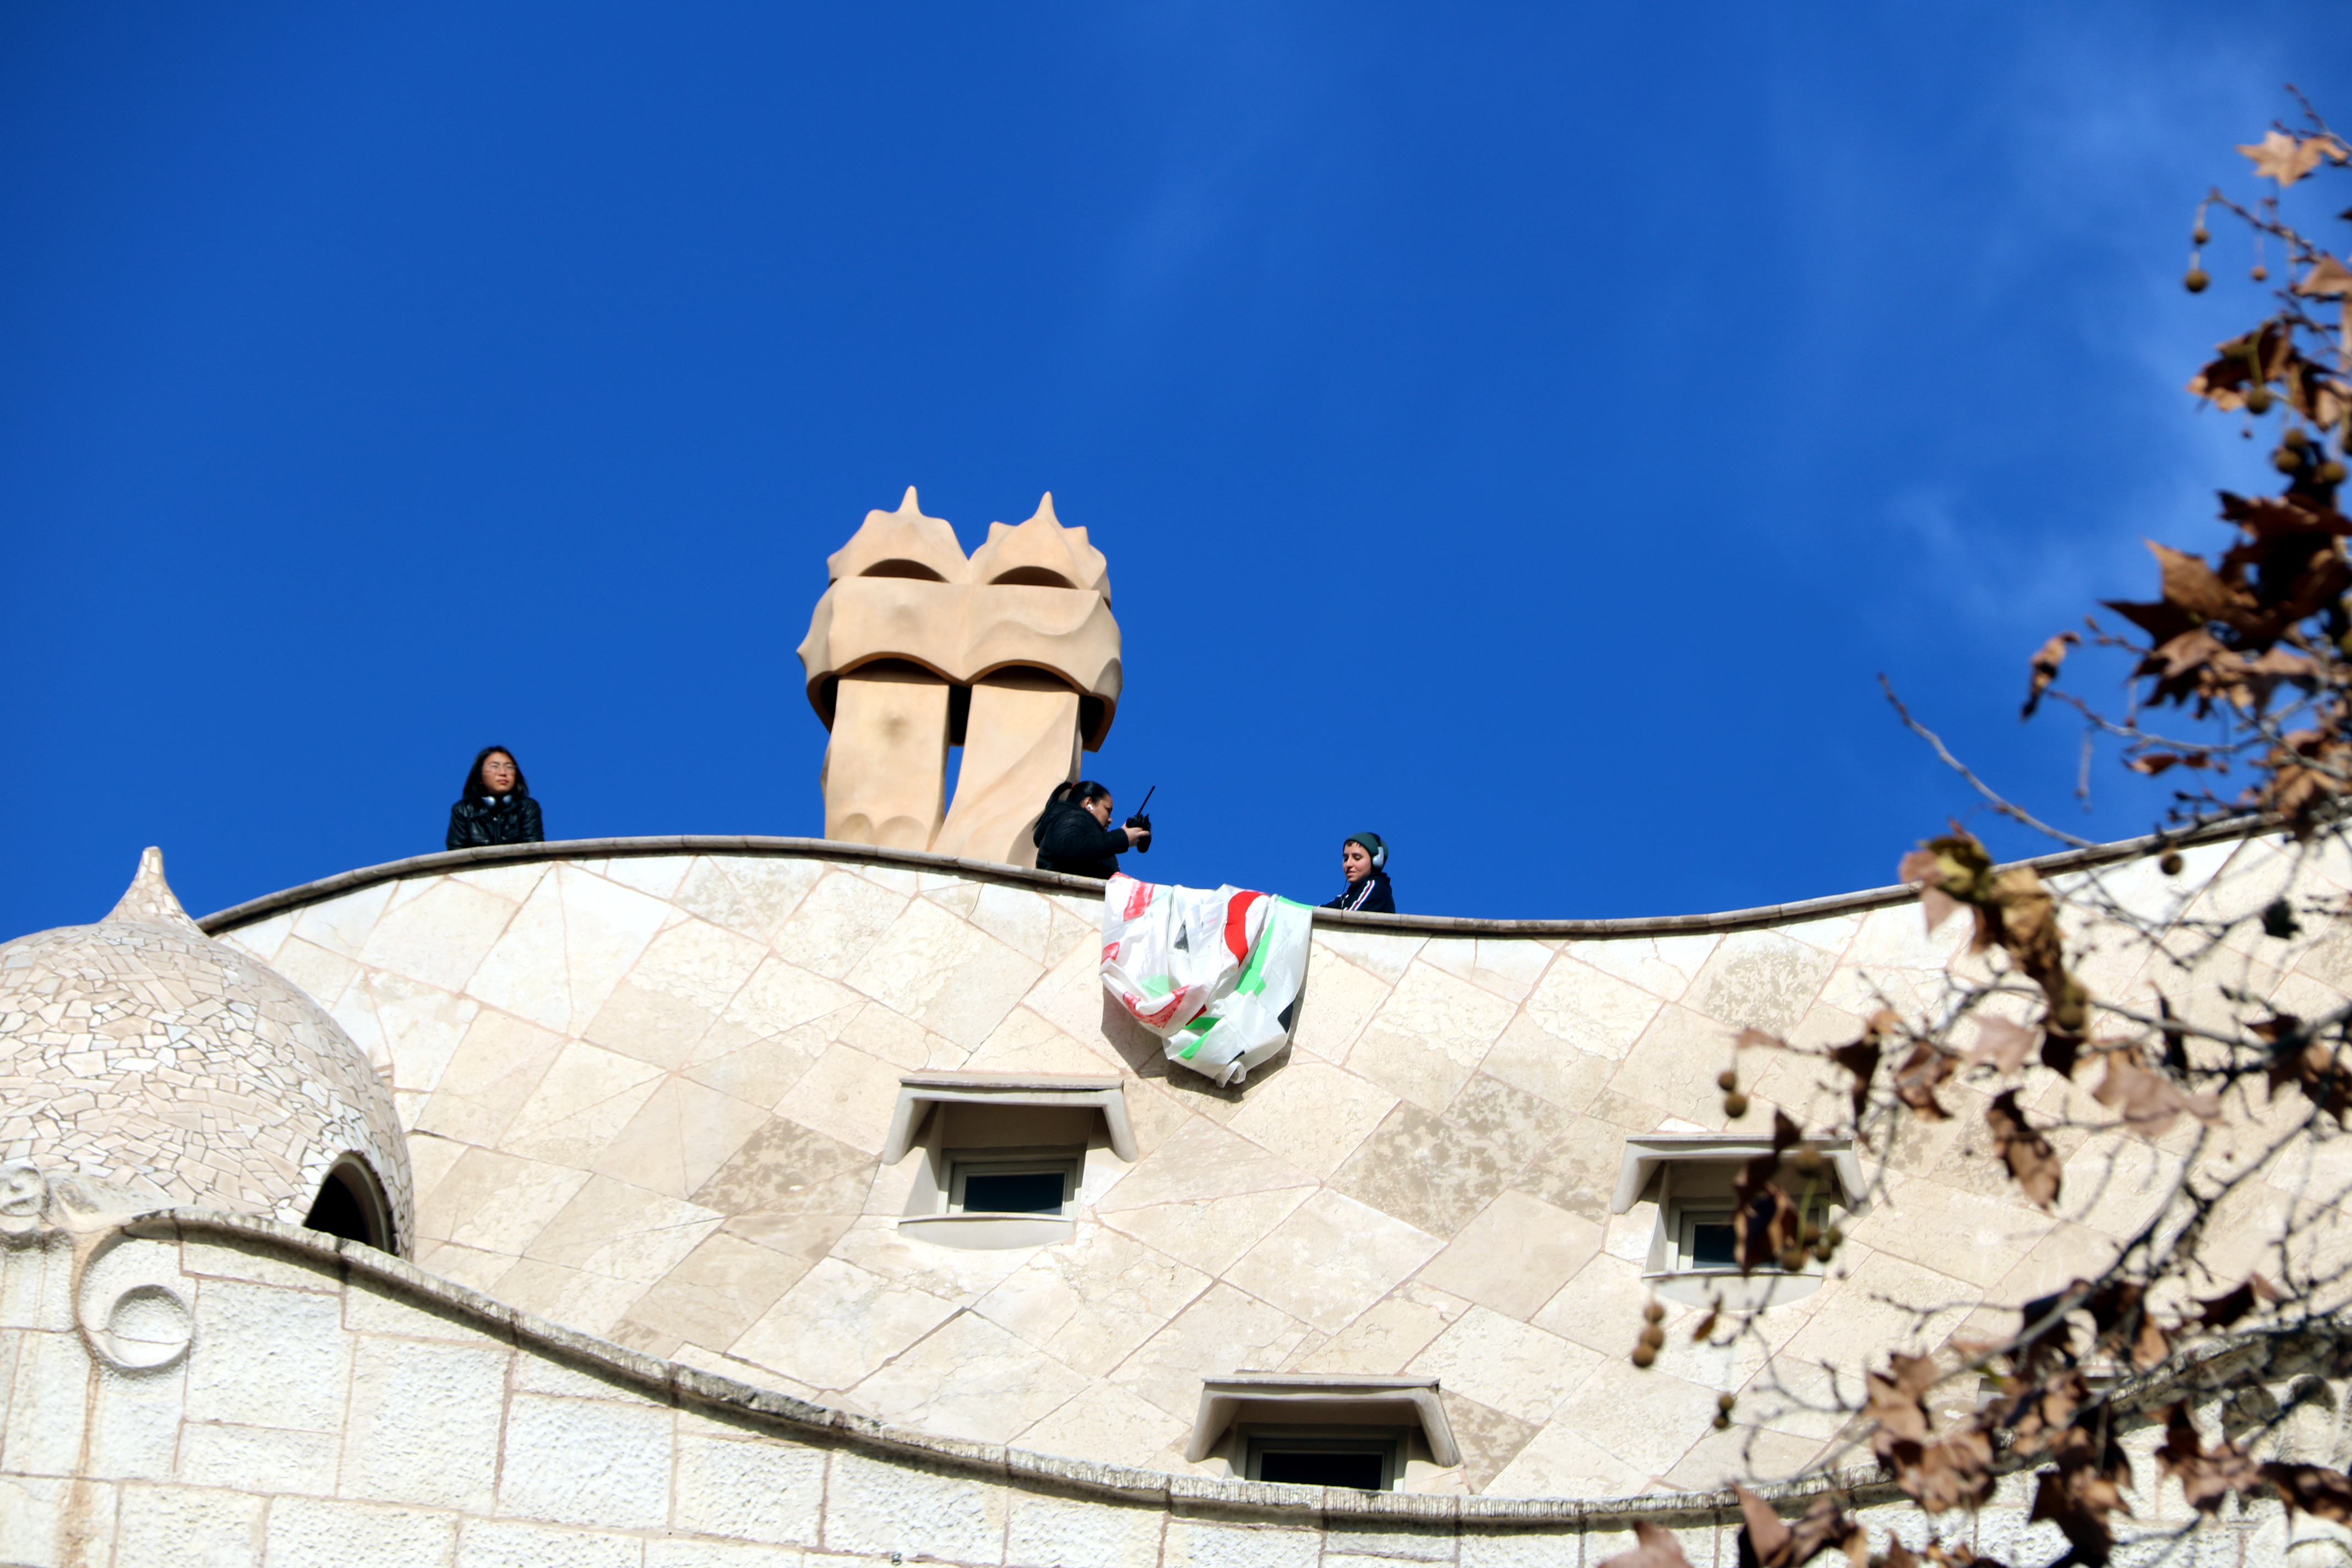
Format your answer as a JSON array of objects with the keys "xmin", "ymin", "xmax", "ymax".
[
  {"xmin": 1033, "ymin": 800, "xmax": 1133, "ymax": 880},
  {"xmin": 1323, "ymin": 871, "xmax": 1395, "ymax": 914},
  {"xmin": 447, "ymin": 794, "xmax": 544, "ymax": 851}
]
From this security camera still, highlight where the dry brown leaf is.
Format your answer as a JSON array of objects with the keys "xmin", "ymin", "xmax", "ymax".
[
  {"xmin": 2195, "ymin": 1275, "xmax": 2277, "ymax": 1330},
  {"xmin": 1966, "ymin": 1017, "xmax": 2039, "ymax": 1076},
  {"xmin": 2023, "ymin": 631, "xmax": 2079, "ymax": 719},
  {"xmin": 2082, "ymin": 1279, "xmax": 2170, "ymax": 1370},
  {"xmin": 2264, "ymin": 1462, "xmax": 2352, "ymax": 1522},
  {"xmin": 2030, "ymin": 1464, "xmax": 2129, "ymax": 1562},
  {"xmin": 1893, "ymin": 1043, "xmax": 1955, "ymax": 1119},
  {"xmin": 2151, "ymin": 540, "xmax": 2247, "ymax": 622},
  {"xmin": 2239, "ymin": 129, "xmax": 2351, "ymax": 185},
  {"xmin": 1887, "ymin": 1429, "xmax": 1996, "ymax": 1514},
  {"xmin": 1899, "ymin": 847, "xmax": 1964, "ymax": 936},
  {"xmin": 1735, "ymin": 1027, "xmax": 1787, "ymax": 1052},
  {"xmin": 1987, "ymin": 1090, "xmax": 2062, "ymax": 1208},
  {"xmin": 2090, "ymin": 1050, "xmax": 2225, "ymax": 1136},
  {"xmin": 2157, "ymin": 1403, "xmax": 2262, "ymax": 1515},
  {"xmin": 2297, "ymin": 255, "xmax": 2352, "ymax": 298},
  {"xmin": 1599, "ymin": 1521, "xmax": 1696, "ymax": 1568}
]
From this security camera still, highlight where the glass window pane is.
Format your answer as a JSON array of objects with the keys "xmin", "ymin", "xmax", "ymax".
[
  {"xmin": 961, "ymin": 1170, "xmax": 1066, "ymax": 1213},
  {"xmin": 1691, "ymin": 1221, "xmax": 1738, "ymax": 1268},
  {"xmin": 1259, "ymin": 1450, "xmax": 1386, "ymax": 1490}
]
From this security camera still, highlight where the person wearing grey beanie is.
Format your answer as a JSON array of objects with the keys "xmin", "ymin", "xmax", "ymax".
[{"xmin": 1323, "ymin": 832, "xmax": 1395, "ymax": 914}]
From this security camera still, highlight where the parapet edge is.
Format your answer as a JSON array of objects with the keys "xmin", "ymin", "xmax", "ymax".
[{"xmin": 193, "ymin": 818, "xmax": 2271, "ymax": 942}]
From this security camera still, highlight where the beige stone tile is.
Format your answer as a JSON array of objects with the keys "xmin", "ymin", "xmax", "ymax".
[
  {"xmin": 498, "ymin": 1391, "xmax": 672, "ymax": 1529},
  {"xmin": 1292, "ymin": 1281, "xmax": 1472, "ymax": 1375},
  {"xmin": 263, "ymin": 1494, "xmax": 461, "ymax": 1567},
  {"xmin": 832, "ymin": 1000, "xmax": 944, "ymax": 1070},
  {"xmin": 1015, "ymin": 1381, "xmax": 1191, "ymax": 1467},
  {"xmin": 1518, "ymin": 952, "xmax": 1669, "ymax": 1064},
  {"xmin": 412, "ymin": 1009, "xmax": 568, "ymax": 1148},
  {"xmin": 1105, "ymin": 1280, "xmax": 1317, "ymax": 1420},
  {"xmin": 965, "ymin": 882, "xmax": 1058, "ymax": 963},
  {"xmin": 1415, "ymin": 1189, "xmax": 1600, "ymax": 1321},
  {"xmin": 1224, "ymin": 1189, "xmax": 1441, "ymax": 1333},
  {"xmin": 1313, "ymin": 926, "xmax": 1425, "ymax": 984},
  {"xmin": 269, "ymin": 938, "xmax": 361, "ymax": 1019},
  {"xmin": 560, "ymin": 864, "xmax": 679, "ymax": 1028},
  {"xmin": 353, "ymin": 972, "xmax": 480, "ymax": 1098},
  {"xmin": 456, "ymin": 1520, "xmax": 643, "ymax": 1568},
  {"xmin": 587, "ymin": 1077, "xmax": 771, "ymax": 1200},
  {"xmin": 1550, "ymin": 1353, "xmax": 1723, "ymax": 1480},
  {"xmin": 520, "ymin": 1174, "xmax": 722, "ymax": 1286},
  {"xmin": 1479, "ymin": 1016, "xmax": 1614, "ymax": 1118},
  {"xmin": 582, "ymin": 978, "xmax": 722, "ymax": 1071},
  {"xmin": 462, "ymin": 873, "xmax": 573, "ymax": 1032},
  {"xmin": 1843, "ymin": 1175, "xmax": 2056, "ymax": 1291},
  {"xmin": 770, "ymin": 869, "xmax": 908, "ymax": 979},
  {"xmin": 1485, "ymin": 1417, "xmax": 1648, "ymax": 1498},
  {"xmin": 339, "ymin": 1338, "xmax": 508, "ymax": 1510},
  {"xmin": 596, "ymin": 851, "xmax": 694, "ymax": 900},
  {"xmin": 673, "ymin": 854, "xmax": 824, "ymax": 941},
  {"xmin": 1662, "ymin": 1419, "xmax": 1828, "ymax": 1491},
  {"xmin": 356, "ymin": 876, "xmax": 520, "ymax": 993},
  {"xmin": 777, "ymin": 1042, "xmax": 902, "ymax": 1155},
  {"xmin": 824, "ymin": 1447, "xmax": 1008, "ymax": 1564},
  {"xmin": 729, "ymin": 1255, "xmax": 960, "ymax": 1391},
  {"xmin": 715, "ymin": 955, "xmax": 864, "ymax": 1044},
  {"xmin": 690, "ymin": 1113, "xmax": 874, "ymax": 1214},
  {"xmin": 225, "ymin": 909, "xmax": 295, "ymax": 963},
  {"xmin": 1098, "ymin": 1185, "xmax": 1316, "ymax": 1276},
  {"xmin": 115, "ymin": 1486, "xmax": 269, "ymax": 1565},
  {"xmin": 679, "ymin": 1015, "xmax": 842, "ymax": 1111},
  {"xmin": 1330, "ymin": 1103, "xmax": 1515, "ymax": 1239},
  {"xmin": 1343, "ymin": 961, "xmax": 1517, "ymax": 1112},
  {"xmin": 412, "ymin": 1241, "xmax": 516, "ymax": 1293},
  {"xmin": 1442, "ymin": 1392, "xmax": 1542, "ymax": 1494},
  {"xmin": 972, "ymin": 1224, "xmax": 1210, "ymax": 1376},
  {"xmin": 670, "ymin": 1423, "xmax": 825, "ymax": 1547},
  {"xmin": 1419, "ymin": 935, "xmax": 1557, "ymax": 1005},
  {"xmin": 1223, "ymin": 1059, "xmax": 1396, "ymax": 1178},
  {"xmin": 850, "ymin": 1309, "xmax": 1091, "ymax": 1442},
  {"xmin": 288, "ymin": 878, "xmax": 398, "ymax": 961},
  {"xmin": 718, "ymin": 1208, "xmax": 859, "ymax": 1267},
  {"xmin": 617, "ymin": 917, "xmax": 767, "ymax": 1031},
  {"xmin": 1292, "ymin": 949, "xmax": 1392, "ymax": 1060},
  {"xmin": 1690, "ymin": 929, "xmax": 1841, "ymax": 1038},
  {"xmin": 493, "ymin": 1257, "xmax": 664, "ymax": 1339},
  {"xmin": 614, "ymin": 1229, "xmax": 816, "ymax": 1357},
  {"xmin": 1092, "ymin": 1115, "xmax": 1317, "ymax": 1212},
  {"xmin": 828, "ymin": 1215, "xmax": 1038, "ymax": 1302},
  {"xmin": 1007, "ymin": 1488, "xmax": 1166, "ymax": 1568},
  {"xmin": 186, "ymin": 1279, "xmax": 349, "ymax": 1432},
  {"xmin": 961, "ymin": 1004, "xmax": 1125, "ymax": 1077},
  {"xmin": 1406, "ymin": 1305, "xmax": 1600, "ymax": 1425},
  {"xmin": 1562, "ymin": 933, "xmax": 1722, "ymax": 1006},
  {"xmin": 498, "ymin": 1042, "xmax": 668, "ymax": 1168},
  {"xmin": 844, "ymin": 897, "xmax": 1044, "ymax": 1049},
  {"xmin": 1608, "ymin": 1002, "xmax": 1749, "ymax": 1128},
  {"xmin": 418, "ymin": 1145, "xmax": 593, "ymax": 1257}
]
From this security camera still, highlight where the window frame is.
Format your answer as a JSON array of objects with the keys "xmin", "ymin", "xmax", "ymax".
[{"xmin": 944, "ymin": 1146, "xmax": 1085, "ymax": 1216}]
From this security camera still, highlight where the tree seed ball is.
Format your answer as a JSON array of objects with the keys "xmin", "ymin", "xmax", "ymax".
[
  {"xmin": 1713, "ymin": 1413, "xmax": 1732, "ymax": 1431},
  {"xmin": 2193, "ymin": 226, "xmax": 2210, "ymax": 244},
  {"xmin": 1632, "ymin": 1342, "xmax": 1658, "ymax": 1368},
  {"xmin": 1723, "ymin": 1091, "xmax": 1751, "ymax": 1119},
  {"xmin": 2277, "ymin": 448, "xmax": 2305, "ymax": 473},
  {"xmin": 2160, "ymin": 852, "xmax": 2184, "ymax": 875},
  {"xmin": 2247, "ymin": 386, "xmax": 2274, "ymax": 413},
  {"xmin": 1640, "ymin": 1324, "xmax": 1666, "ymax": 1351},
  {"xmin": 2185, "ymin": 268, "xmax": 2210, "ymax": 292},
  {"xmin": 1643, "ymin": 1302, "xmax": 1666, "ymax": 1324},
  {"xmin": 1717, "ymin": 1069, "xmax": 1739, "ymax": 1092},
  {"xmin": 1793, "ymin": 1146, "xmax": 1823, "ymax": 1176},
  {"xmin": 2286, "ymin": 427, "xmax": 2311, "ymax": 449},
  {"xmin": 2323, "ymin": 460, "xmax": 2349, "ymax": 486}
]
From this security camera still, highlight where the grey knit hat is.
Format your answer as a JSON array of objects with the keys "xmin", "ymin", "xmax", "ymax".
[{"xmin": 1344, "ymin": 832, "xmax": 1387, "ymax": 870}]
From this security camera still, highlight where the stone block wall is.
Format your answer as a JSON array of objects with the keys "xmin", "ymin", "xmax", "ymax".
[
  {"xmin": 182, "ymin": 834, "xmax": 2352, "ymax": 1498},
  {"xmin": 3, "ymin": 1212, "xmax": 2323, "ymax": 1568}
]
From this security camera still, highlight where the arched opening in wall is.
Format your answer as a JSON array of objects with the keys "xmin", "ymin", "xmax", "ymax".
[
  {"xmin": 987, "ymin": 566, "xmax": 1079, "ymax": 589},
  {"xmin": 303, "ymin": 1155, "xmax": 394, "ymax": 1253}
]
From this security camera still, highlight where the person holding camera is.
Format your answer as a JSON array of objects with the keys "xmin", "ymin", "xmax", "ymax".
[
  {"xmin": 1322, "ymin": 832, "xmax": 1395, "ymax": 913},
  {"xmin": 1032, "ymin": 780, "xmax": 1150, "ymax": 879}
]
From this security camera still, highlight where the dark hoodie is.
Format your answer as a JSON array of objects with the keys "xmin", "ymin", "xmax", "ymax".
[
  {"xmin": 1322, "ymin": 871, "xmax": 1395, "ymax": 914},
  {"xmin": 447, "ymin": 794, "xmax": 543, "ymax": 851},
  {"xmin": 1033, "ymin": 799, "xmax": 1133, "ymax": 880}
]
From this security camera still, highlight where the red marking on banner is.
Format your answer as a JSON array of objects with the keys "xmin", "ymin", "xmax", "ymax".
[
  {"xmin": 1123, "ymin": 880, "xmax": 1153, "ymax": 921},
  {"xmin": 1223, "ymin": 890, "xmax": 1266, "ymax": 963}
]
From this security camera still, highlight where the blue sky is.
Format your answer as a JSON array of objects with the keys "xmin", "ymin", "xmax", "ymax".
[{"xmin": 3, "ymin": 3, "xmax": 2348, "ymax": 935}]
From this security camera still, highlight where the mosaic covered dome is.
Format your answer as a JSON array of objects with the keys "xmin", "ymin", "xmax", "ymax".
[{"xmin": 0, "ymin": 848, "xmax": 411, "ymax": 1254}]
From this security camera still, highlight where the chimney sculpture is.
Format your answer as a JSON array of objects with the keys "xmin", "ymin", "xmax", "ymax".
[{"xmin": 796, "ymin": 488, "xmax": 1122, "ymax": 866}]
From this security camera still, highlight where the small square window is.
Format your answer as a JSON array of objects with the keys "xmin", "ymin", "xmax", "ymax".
[
  {"xmin": 1243, "ymin": 1431, "xmax": 1401, "ymax": 1491},
  {"xmin": 947, "ymin": 1151, "xmax": 1081, "ymax": 1215},
  {"xmin": 1677, "ymin": 1207, "xmax": 1739, "ymax": 1271}
]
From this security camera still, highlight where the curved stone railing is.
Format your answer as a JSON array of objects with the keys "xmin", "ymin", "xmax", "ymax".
[{"xmin": 194, "ymin": 818, "xmax": 2267, "ymax": 940}]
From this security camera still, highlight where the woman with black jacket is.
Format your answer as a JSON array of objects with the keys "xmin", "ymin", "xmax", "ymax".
[
  {"xmin": 1032, "ymin": 781, "xmax": 1147, "ymax": 879},
  {"xmin": 446, "ymin": 746, "xmax": 545, "ymax": 850}
]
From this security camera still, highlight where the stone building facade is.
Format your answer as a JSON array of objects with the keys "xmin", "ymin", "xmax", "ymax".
[{"xmin": 4, "ymin": 827, "xmax": 2348, "ymax": 1566}]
